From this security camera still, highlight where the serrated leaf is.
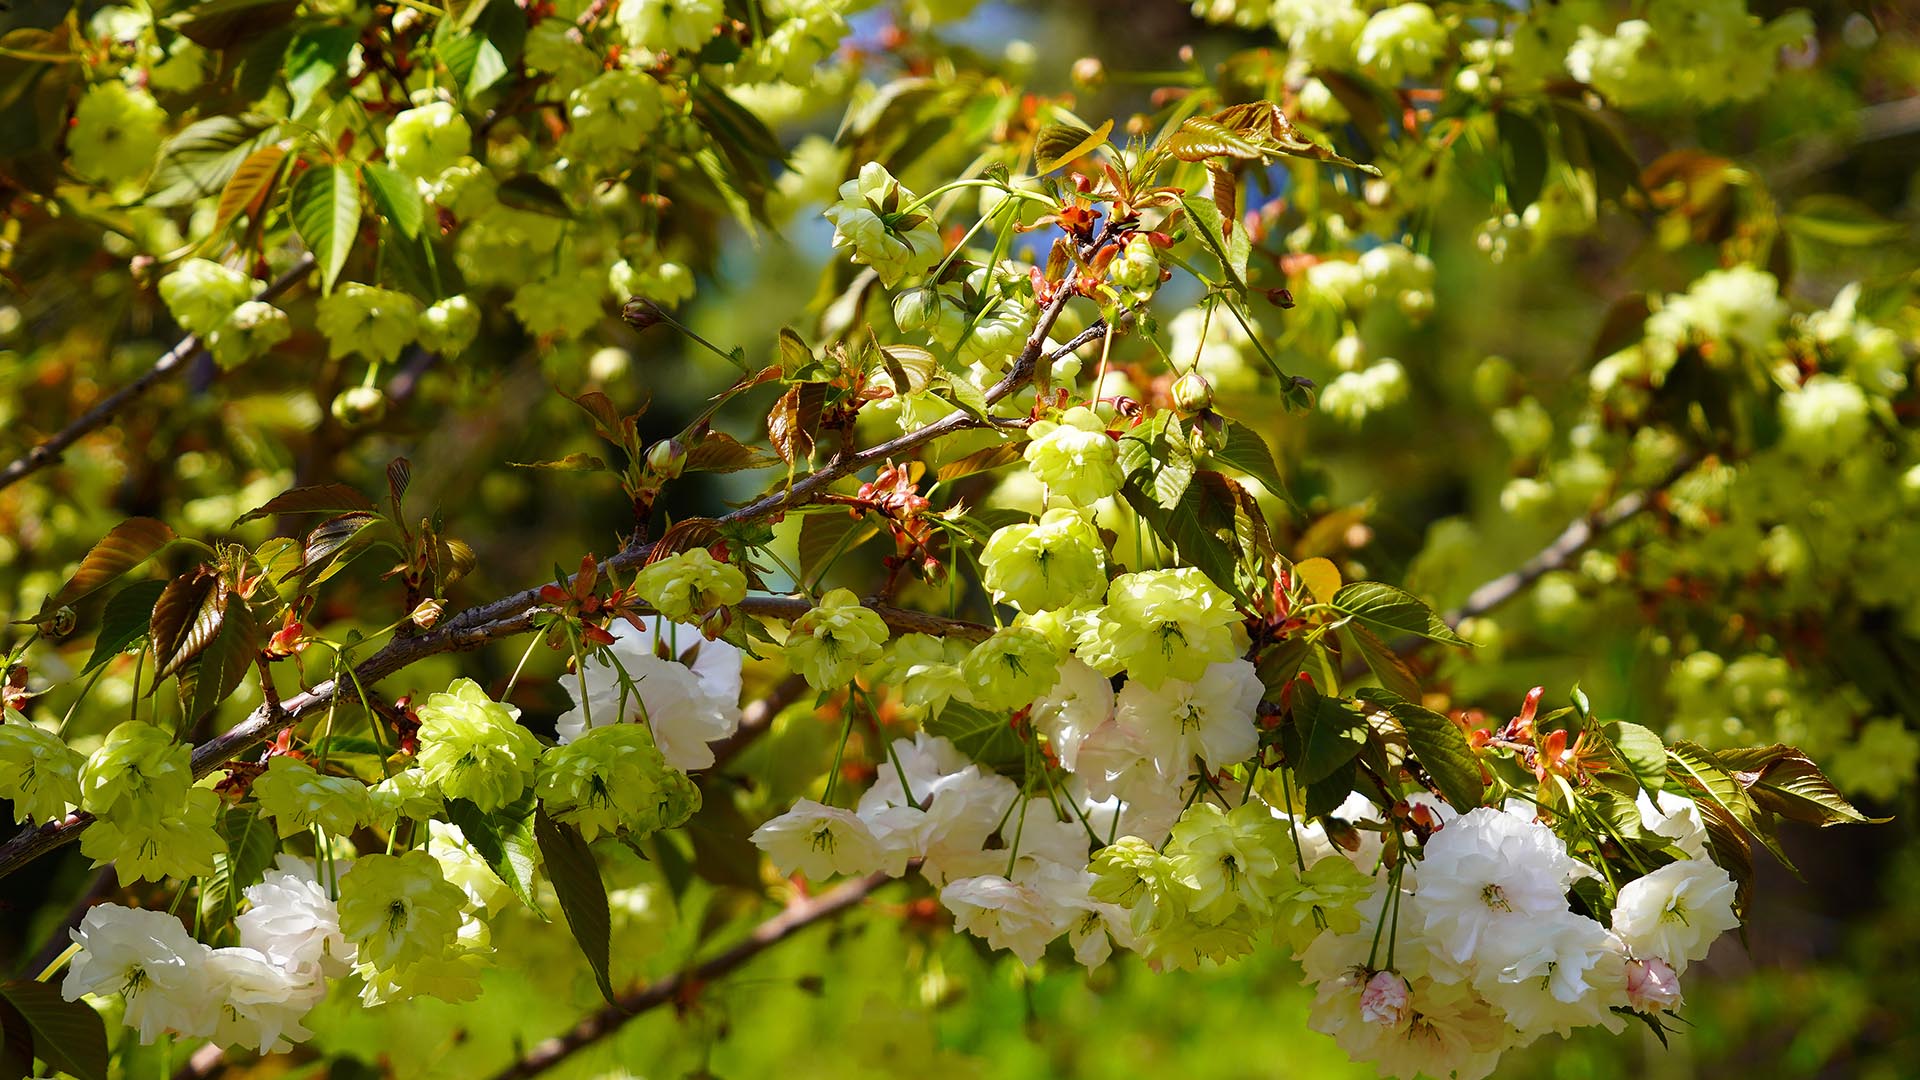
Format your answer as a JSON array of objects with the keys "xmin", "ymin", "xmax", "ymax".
[
  {"xmin": 1179, "ymin": 194, "xmax": 1251, "ymax": 293},
  {"xmin": 213, "ymin": 143, "xmax": 287, "ymax": 236},
  {"xmin": 300, "ymin": 512, "xmax": 385, "ymax": 580},
  {"xmin": 233, "ymin": 482, "xmax": 376, "ymax": 525},
  {"xmin": 1305, "ymin": 757, "xmax": 1358, "ymax": 818},
  {"xmin": 1337, "ymin": 623, "xmax": 1422, "ymax": 705},
  {"xmin": 1382, "ymin": 698, "xmax": 1485, "ymax": 812},
  {"xmin": 1286, "ymin": 683, "xmax": 1367, "ymax": 784},
  {"xmin": 146, "ymin": 115, "xmax": 276, "ymax": 208},
  {"xmin": 1714, "ymin": 744, "xmax": 1887, "ymax": 826},
  {"xmin": 188, "ymin": 599, "xmax": 257, "ymax": 722},
  {"xmin": 534, "ymin": 807, "xmax": 616, "ymax": 1006},
  {"xmin": 1165, "ymin": 116, "xmax": 1265, "ymax": 162},
  {"xmin": 566, "ymin": 390, "xmax": 632, "ymax": 445},
  {"xmin": 684, "ymin": 431, "xmax": 779, "ymax": 473},
  {"xmin": 446, "ymin": 793, "xmax": 547, "ymax": 918},
  {"xmin": 936, "ymin": 443, "xmax": 1023, "ymax": 483},
  {"xmin": 150, "ymin": 573, "xmax": 226, "ymax": 682},
  {"xmin": 35, "ymin": 518, "xmax": 175, "ymax": 621},
  {"xmin": 1121, "ymin": 470, "xmax": 1254, "ymax": 605},
  {"xmin": 284, "ymin": 23, "xmax": 357, "ymax": 118},
  {"xmin": 877, "ymin": 343, "xmax": 938, "ymax": 394},
  {"xmin": 288, "ymin": 162, "xmax": 360, "ymax": 295},
  {"xmin": 1605, "ymin": 720, "xmax": 1666, "ymax": 795},
  {"xmin": 361, "ymin": 162, "xmax": 426, "ymax": 239},
  {"xmin": 797, "ymin": 511, "xmax": 874, "ymax": 585},
  {"xmin": 0, "ymin": 980, "xmax": 109, "ymax": 1080},
  {"xmin": 925, "ymin": 700, "xmax": 1026, "ymax": 779},
  {"xmin": 1035, "ymin": 119, "xmax": 1112, "ymax": 174},
  {"xmin": 1213, "ymin": 420, "xmax": 1292, "ymax": 506},
  {"xmin": 776, "ymin": 327, "xmax": 814, "ymax": 376},
  {"xmin": 1668, "ymin": 742, "xmax": 1796, "ymax": 874},
  {"xmin": 768, "ymin": 384, "xmax": 823, "ymax": 466},
  {"xmin": 83, "ymin": 579, "xmax": 168, "ymax": 675},
  {"xmin": 1331, "ymin": 581, "xmax": 1469, "ymax": 646}
]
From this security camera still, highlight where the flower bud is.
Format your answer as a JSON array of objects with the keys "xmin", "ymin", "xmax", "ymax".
[
  {"xmin": 37, "ymin": 605, "xmax": 78, "ymax": 639},
  {"xmin": 1171, "ymin": 371, "xmax": 1215, "ymax": 414},
  {"xmin": 892, "ymin": 287, "xmax": 943, "ymax": 333},
  {"xmin": 410, "ymin": 598, "xmax": 445, "ymax": 629},
  {"xmin": 645, "ymin": 438, "xmax": 687, "ymax": 480},
  {"xmin": 330, "ymin": 386, "xmax": 388, "ymax": 428}
]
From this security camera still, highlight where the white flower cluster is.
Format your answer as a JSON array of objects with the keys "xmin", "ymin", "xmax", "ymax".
[
  {"xmin": 63, "ymin": 858, "xmax": 350, "ymax": 1052},
  {"xmin": 555, "ymin": 618, "xmax": 744, "ymax": 770},
  {"xmin": 1300, "ymin": 801, "xmax": 1739, "ymax": 1080}
]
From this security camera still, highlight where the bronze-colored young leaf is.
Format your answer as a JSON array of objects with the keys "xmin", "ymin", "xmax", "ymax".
[
  {"xmin": 1035, "ymin": 119, "xmax": 1112, "ymax": 174},
  {"xmin": 232, "ymin": 482, "xmax": 375, "ymax": 526},
  {"xmin": 150, "ymin": 571, "xmax": 226, "ymax": 682},
  {"xmin": 1715, "ymin": 744, "xmax": 1889, "ymax": 826},
  {"xmin": 34, "ymin": 517, "xmax": 176, "ymax": 622}
]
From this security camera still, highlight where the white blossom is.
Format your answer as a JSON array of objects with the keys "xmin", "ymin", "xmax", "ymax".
[
  {"xmin": 237, "ymin": 856, "xmax": 355, "ymax": 979},
  {"xmin": 751, "ymin": 798, "xmax": 894, "ymax": 881},
  {"xmin": 556, "ymin": 619, "xmax": 742, "ymax": 770},
  {"xmin": 1611, "ymin": 859, "xmax": 1739, "ymax": 972},
  {"xmin": 1111, "ymin": 659, "xmax": 1262, "ymax": 780},
  {"xmin": 1414, "ymin": 806, "xmax": 1600, "ymax": 967},
  {"xmin": 63, "ymin": 905, "xmax": 217, "ymax": 1044}
]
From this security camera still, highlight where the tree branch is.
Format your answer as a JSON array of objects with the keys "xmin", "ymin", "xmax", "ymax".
[
  {"xmin": 485, "ymin": 870, "xmax": 897, "ymax": 1080},
  {"xmin": 0, "ymin": 254, "xmax": 317, "ymax": 493},
  {"xmin": 1441, "ymin": 453, "xmax": 1699, "ymax": 627}
]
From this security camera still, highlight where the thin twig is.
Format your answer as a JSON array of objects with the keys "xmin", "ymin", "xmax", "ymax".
[
  {"xmin": 485, "ymin": 870, "xmax": 897, "ymax": 1080},
  {"xmin": 0, "ymin": 292, "xmax": 1074, "ymax": 880},
  {"xmin": 1442, "ymin": 453, "xmax": 1698, "ymax": 627},
  {"xmin": 0, "ymin": 254, "xmax": 317, "ymax": 493}
]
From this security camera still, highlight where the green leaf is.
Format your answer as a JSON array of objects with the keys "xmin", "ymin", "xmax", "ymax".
[
  {"xmin": 34, "ymin": 517, "xmax": 175, "ymax": 622},
  {"xmin": 1330, "ymin": 581, "xmax": 1469, "ymax": 647},
  {"xmin": 1336, "ymin": 623, "xmax": 1422, "ymax": 704},
  {"xmin": 1495, "ymin": 108, "xmax": 1547, "ymax": 213},
  {"xmin": 1211, "ymin": 420, "xmax": 1293, "ymax": 508},
  {"xmin": 234, "ymin": 482, "xmax": 377, "ymax": 525},
  {"xmin": 0, "ymin": 980, "xmax": 109, "ymax": 1080},
  {"xmin": 361, "ymin": 162, "xmax": 426, "ymax": 239},
  {"xmin": 1121, "ymin": 470, "xmax": 1257, "ymax": 604},
  {"xmin": 188, "ymin": 599, "xmax": 257, "ymax": 722},
  {"xmin": 82, "ymin": 579, "xmax": 168, "ymax": 675},
  {"xmin": 299, "ymin": 512, "xmax": 388, "ymax": 584},
  {"xmin": 446, "ymin": 793, "xmax": 547, "ymax": 917},
  {"xmin": 1714, "ymin": 745, "xmax": 1888, "ymax": 827},
  {"xmin": 1605, "ymin": 720, "xmax": 1667, "ymax": 795},
  {"xmin": 1380, "ymin": 697, "xmax": 1485, "ymax": 812},
  {"xmin": 149, "ymin": 573, "xmax": 226, "ymax": 682},
  {"xmin": 925, "ymin": 700, "xmax": 1026, "ymax": 778},
  {"xmin": 200, "ymin": 808, "xmax": 276, "ymax": 928},
  {"xmin": 1179, "ymin": 194, "xmax": 1251, "ymax": 293},
  {"xmin": 146, "ymin": 115, "xmax": 276, "ymax": 208},
  {"xmin": 533, "ymin": 807, "xmax": 617, "ymax": 1006},
  {"xmin": 1286, "ymin": 683, "xmax": 1367, "ymax": 784},
  {"xmin": 288, "ymin": 162, "xmax": 361, "ymax": 295},
  {"xmin": 1034, "ymin": 119, "xmax": 1112, "ymax": 173},
  {"xmin": 284, "ymin": 23, "xmax": 357, "ymax": 118}
]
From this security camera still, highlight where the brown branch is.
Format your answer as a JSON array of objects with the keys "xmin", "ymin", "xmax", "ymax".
[
  {"xmin": 486, "ymin": 870, "xmax": 896, "ymax": 1080},
  {"xmin": 0, "ymin": 254, "xmax": 317, "ymax": 493},
  {"xmin": 0, "ymin": 289, "xmax": 1075, "ymax": 881},
  {"xmin": 1441, "ymin": 453, "xmax": 1699, "ymax": 627}
]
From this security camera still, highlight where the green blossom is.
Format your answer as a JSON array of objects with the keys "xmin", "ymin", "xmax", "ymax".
[
  {"xmin": 205, "ymin": 300, "xmax": 291, "ymax": 369},
  {"xmin": 315, "ymin": 283, "xmax": 421, "ymax": 363},
  {"xmin": 417, "ymin": 295, "xmax": 480, "ymax": 357},
  {"xmin": 536, "ymin": 724, "xmax": 700, "ymax": 841},
  {"xmin": 823, "ymin": 163, "xmax": 943, "ymax": 288},
  {"xmin": 250, "ymin": 755, "xmax": 373, "ymax": 839},
  {"xmin": 884, "ymin": 633, "xmax": 971, "ymax": 719},
  {"xmin": 337, "ymin": 849, "xmax": 469, "ymax": 970},
  {"xmin": 1023, "ymin": 407, "xmax": 1123, "ymax": 505},
  {"xmin": 615, "ymin": 0, "xmax": 723, "ymax": 52},
  {"xmin": 0, "ymin": 722, "xmax": 83, "ymax": 825},
  {"xmin": 980, "ymin": 508, "xmax": 1108, "ymax": 613},
  {"xmin": 385, "ymin": 101, "xmax": 472, "ymax": 179},
  {"xmin": 633, "ymin": 548, "xmax": 748, "ymax": 623},
  {"xmin": 564, "ymin": 70, "xmax": 663, "ymax": 160},
  {"xmin": 784, "ymin": 588, "xmax": 890, "ymax": 690},
  {"xmin": 79, "ymin": 720, "xmax": 192, "ymax": 818},
  {"xmin": 1166, "ymin": 801, "xmax": 1290, "ymax": 922},
  {"xmin": 80, "ymin": 785, "xmax": 226, "ymax": 884},
  {"xmin": 68, "ymin": 81, "xmax": 165, "ymax": 184},
  {"xmin": 369, "ymin": 767, "xmax": 443, "ymax": 826},
  {"xmin": 414, "ymin": 679, "xmax": 543, "ymax": 812},
  {"xmin": 1074, "ymin": 569, "xmax": 1249, "ymax": 689},
  {"xmin": 158, "ymin": 259, "xmax": 254, "ymax": 336},
  {"xmin": 959, "ymin": 627, "xmax": 1062, "ymax": 711}
]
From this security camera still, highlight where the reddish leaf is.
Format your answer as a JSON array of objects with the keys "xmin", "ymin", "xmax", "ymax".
[
  {"xmin": 34, "ymin": 518, "xmax": 175, "ymax": 621},
  {"xmin": 150, "ymin": 572, "xmax": 227, "ymax": 682}
]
